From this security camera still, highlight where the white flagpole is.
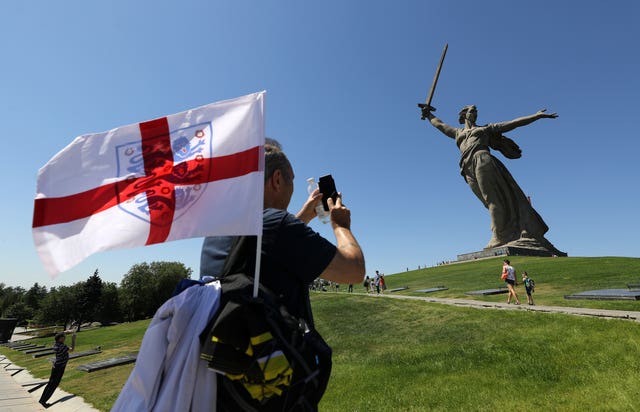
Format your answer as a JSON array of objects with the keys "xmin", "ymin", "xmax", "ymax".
[
  {"xmin": 253, "ymin": 234, "xmax": 263, "ymax": 298},
  {"xmin": 253, "ymin": 93, "xmax": 265, "ymax": 298}
]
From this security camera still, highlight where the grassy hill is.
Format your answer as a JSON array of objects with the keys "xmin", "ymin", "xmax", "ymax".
[
  {"xmin": 2, "ymin": 256, "xmax": 639, "ymax": 411},
  {"xmin": 378, "ymin": 256, "xmax": 640, "ymax": 310},
  {"xmin": 314, "ymin": 293, "xmax": 640, "ymax": 411}
]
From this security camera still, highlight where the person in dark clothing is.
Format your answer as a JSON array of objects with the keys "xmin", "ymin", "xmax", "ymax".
[
  {"xmin": 39, "ymin": 330, "xmax": 75, "ymax": 408},
  {"xmin": 201, "ymin": 139, "xmax": 366, "ymax": 410}
]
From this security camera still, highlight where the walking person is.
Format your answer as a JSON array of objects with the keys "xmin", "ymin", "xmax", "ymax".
[
  {"xmin": 363, "ymin": 276, "xmax": 371, "ymax": 293},
  {"xmin": 39, "ymin": 330, "xmax": 75, "ymax": 408},
  {"xmin": 522, "ymin": 271, "xmax": 535, "ymax": 305},
  {"xmin": 502, "ymin": 259, "xmax": 520, "ymax": 305}
]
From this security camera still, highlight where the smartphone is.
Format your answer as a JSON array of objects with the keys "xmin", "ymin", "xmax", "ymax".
[{"xmin": 318, "ymin": 174, "xmax": 338, "ymax": 211}]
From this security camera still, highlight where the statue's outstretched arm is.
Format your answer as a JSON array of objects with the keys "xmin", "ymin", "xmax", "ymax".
[
  {"xmin": 495, "ymin": 109, "xmax": 558, "ymax": 133},
  {"xmin": 424, "ymin": 110, "xmax": 456, "ymax": 139}
]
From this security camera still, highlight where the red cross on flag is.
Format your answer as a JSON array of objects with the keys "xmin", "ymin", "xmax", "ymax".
[{"xmin": 33, "ymin": 91, "xmax": 265, "ymax": 276}]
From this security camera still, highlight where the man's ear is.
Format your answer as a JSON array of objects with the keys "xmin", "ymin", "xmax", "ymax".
[{"xmin": 269, "ymin": 169, "xmax": 284, "ymax": 192}]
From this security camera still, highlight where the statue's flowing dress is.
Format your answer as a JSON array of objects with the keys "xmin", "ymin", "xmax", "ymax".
[{"xmin": 454, "ymin": 123, "xmax": 548, "ymax": 248}]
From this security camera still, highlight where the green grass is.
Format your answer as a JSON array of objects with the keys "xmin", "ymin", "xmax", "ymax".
[
  {"xmin": 0, "ymin": 320, "xmax": 149, "ymax": 411},
  {"xmin": 314, "ymin": 294, "xmax": 640, "ymax": 411},
  {"xmin": 2, "ymin": 256, "xmax": 640, "ymax": 411}
]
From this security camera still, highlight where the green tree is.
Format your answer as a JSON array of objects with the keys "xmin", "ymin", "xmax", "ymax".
[
  {"xmin": 95, "ymin": 281, "xmax": 122, "ymax": 324},
  {"xmin": 120, "ymin": 263, "xmax": 154, "ymax": 321},
  {"xmin": 35, "ymin": 286, "xmax": 77, "ymax": 329},
  {"xmin": 24, "ymin": 282, "xmax": 48, "ymax": 313},
  {"xmin": 5, "ymin": 301, "xmax": 31, "ymax": 325},
  {"xmin": 0, "ymin": 286, "xmax": 26, "ymax": 318},
  {"xmin": 35, "ymin": 287, "xmax": 60, "ymax": 326},
  {"xmin": 56, "ymin": 286, "xmax": 79, "ymax": 330},
  {"xmin": 120, "ymin": 261, "xmax": 191, "ymax": 321},
  {"xmin": 149, "ymin": 261, "xmax": 192, "ymax": 310},
  {"xmin": 0, "ymin": 283, "xmax": 8, "ymax": 316},
  {"xmin": 75, "ymin": 270, "xmax": 104, "ymax": 331}
]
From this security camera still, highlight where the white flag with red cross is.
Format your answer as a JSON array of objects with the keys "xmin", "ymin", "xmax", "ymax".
[{"xmin": 33, "ymin": 91, "xmax": 265, "ymax": 276}]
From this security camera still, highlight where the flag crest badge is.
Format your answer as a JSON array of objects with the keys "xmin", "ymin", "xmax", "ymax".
[{"xmin": 115, "ymin": 122, "xmax": 213, "ymax": 224}]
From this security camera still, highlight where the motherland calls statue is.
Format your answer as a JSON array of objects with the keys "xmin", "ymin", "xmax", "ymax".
[
  {"xmin": 419, "ymin": 45, "xmax": 564, "ymax": 255},
  {"xmin": 422, "ymin": 104, "xmax": 564, "ymax": 252}
]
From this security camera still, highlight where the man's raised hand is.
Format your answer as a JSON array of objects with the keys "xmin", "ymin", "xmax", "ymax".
[{"xmin": 328, "ymin": 194, "xmax": 351, "ymax": 230}]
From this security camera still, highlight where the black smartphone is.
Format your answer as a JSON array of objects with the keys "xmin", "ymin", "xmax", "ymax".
[{"xmin": 318, "ymin": 174, "xmax": 338, "ymax": 211}]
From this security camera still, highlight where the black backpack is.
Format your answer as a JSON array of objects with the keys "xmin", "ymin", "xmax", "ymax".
[{"xmin": 200, "ymin": 236, "xmax": 332, "ymax": 412}]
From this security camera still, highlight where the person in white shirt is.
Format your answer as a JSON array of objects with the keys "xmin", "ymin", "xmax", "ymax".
[{"xmin": 502, "ymin": 259, "xmax": 520, "ymax": 305}]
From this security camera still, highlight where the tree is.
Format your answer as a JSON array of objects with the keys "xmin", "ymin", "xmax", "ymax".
[
  {"xmin": 95, "ymin": 282, "xmax": 122, "ymax": 324},
  {"xmin": 0, "ymin": 283, "xmax": 8, "ymax": 316},
  {"xmin": 120, "ymin": 263, "xmax": 155, "ymax": 321},
  {"xmin": 24, "ymin": 283, "xmax": 48, "ymax": 313},
  {"xmin": 35, "ymin": 287, "xmax": 60, "ymax": 326},
  {"xmin": 149, "ymin": 261, "xmax": 192, "ymax": 310},
  {"xmin": 75, "ymin": 270, "xmax": 103, "ymax": 331},
  {"xmin": 120, "ymin": 261, "xmax": 191, "ymax": 321},
  {"xmin": 59, "ymin": 285, "xmax": 81, "ymax": 329},
  {"xmin": 35, "ymin": 286, "xmax": 77, "ymax": 329},
  {"xmin": 1, "ymin": 286, "xmax": 26, "ymax": 318},
  {"xmin": 5, "ymin": 301, "xmax": 31, "ymax": 325}
]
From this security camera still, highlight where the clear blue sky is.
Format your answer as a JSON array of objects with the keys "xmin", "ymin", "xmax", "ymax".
[{"xmin": 1, "ymin": 1, "xmax": 639, "ymax": 289}]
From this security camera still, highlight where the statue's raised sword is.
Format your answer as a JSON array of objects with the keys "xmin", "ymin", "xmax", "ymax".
[{"xmin": 418, "ymin": 43, "xmax": 448, "ymax": 120}]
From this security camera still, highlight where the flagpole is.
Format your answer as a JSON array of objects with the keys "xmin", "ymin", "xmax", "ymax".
[{"xmin": 252, "ymin": 234, "xmax": 262, "ymax": 298}]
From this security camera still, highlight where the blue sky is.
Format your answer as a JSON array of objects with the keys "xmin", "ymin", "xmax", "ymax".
[{"xmin": 1, "ymin": 1, "xmax": 639, "ymax": 289}]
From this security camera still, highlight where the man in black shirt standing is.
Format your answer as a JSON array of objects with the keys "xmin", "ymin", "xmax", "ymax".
[
  {"xmin": 39, "ymin": 330, "xmax": 75, "ymax": 408},
  {"xmin": 201, "ymin": 139, "xmax": 366, "ymax": 410}
]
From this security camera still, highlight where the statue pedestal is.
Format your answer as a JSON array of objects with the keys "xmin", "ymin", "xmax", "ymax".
[{"xmin": 457, "ymin": 239, "xmax": 567, "ymax": 262}]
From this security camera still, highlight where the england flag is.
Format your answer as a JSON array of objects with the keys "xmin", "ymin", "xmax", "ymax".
[{"xmin": 33, "ymin": 91, "xmax": 265, "ymax": 276}]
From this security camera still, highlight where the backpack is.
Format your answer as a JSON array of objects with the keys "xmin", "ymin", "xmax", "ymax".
[
  {"xmin": 528, "ymin": 278, "xmax": 535, "ymax": 292},
  {"xmin": 200, "ymin": 236, "xmax": 332, "ymax": 412}
]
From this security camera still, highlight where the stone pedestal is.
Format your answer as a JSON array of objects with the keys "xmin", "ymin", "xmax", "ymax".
[{"xmin": 458, "ymin": 239, "xmax": 567, "ymax": 262}]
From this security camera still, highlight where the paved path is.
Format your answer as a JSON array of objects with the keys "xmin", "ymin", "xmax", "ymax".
[
  {"xmin": 1, "ymin": 331, "xmax": 99, "ymax": 412},
  {"xmin": 0, "ymin": 360, "xmax": 45, "ymax": 412},
  {"xmin": 2, "ymin": 363, "xmax": 100, "ymax": 412},
  {"xmin": 363, "ymin": 292, "xmax": 640, "ymax": 322}
]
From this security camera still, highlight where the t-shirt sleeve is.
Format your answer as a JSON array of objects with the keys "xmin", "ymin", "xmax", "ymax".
[
  {"xmin": 263, "ymin": 210, "xmax": 337, "ymax": 284},
  {"xmin": 200, "ymin": 236, "xmax": 236, "ymax": 278}
]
